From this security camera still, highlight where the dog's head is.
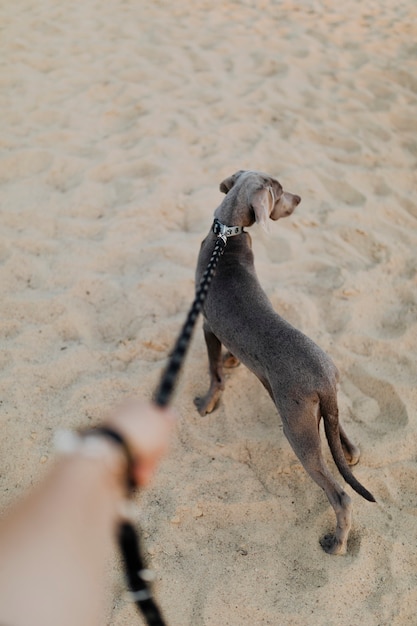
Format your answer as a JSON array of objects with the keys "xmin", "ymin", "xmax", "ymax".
[{"xmin": 219, "ymin": 170, "xmax": 301, "ymax": 231}]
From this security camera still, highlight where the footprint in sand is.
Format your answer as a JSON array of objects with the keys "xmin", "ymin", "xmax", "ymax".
[
  {"xmin": 308, "ymin": 129, "xmax": 362, "ymax": 154},
  {"xmin": 0, "ymin": 150, "xmax": 52, "ymax": 183},
  {"xmin": 336, "ymin": 225, "xmax": 390, "ymax": 266},
  {"xmin": 375, "ymin": 296, "xmax": 417, "ymax": 340},
  {"xmin": 345, "ymin": 365, "xmax": 408, "ymax": 435},
  {"xmin": 320, "ymin": 175, "xmax": 366, "ymax": 206}
]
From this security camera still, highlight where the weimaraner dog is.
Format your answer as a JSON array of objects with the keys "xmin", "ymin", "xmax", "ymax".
[{"xmin": 194, "ymin": 169, "xmax": 375, "ymax": 555}]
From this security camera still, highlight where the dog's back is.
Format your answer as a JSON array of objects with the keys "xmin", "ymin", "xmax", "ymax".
[{"xmin": 198, "ymin": 229, "xmax": 338, "ymax": 399}]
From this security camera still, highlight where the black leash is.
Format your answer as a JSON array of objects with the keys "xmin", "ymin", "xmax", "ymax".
[
  {"xmin": 154, "ymin": 231, "xmax": 227, "ymax": 407},
  {"xmin": 118, "ymin": 521, "xmax": 167, "ymax": 626},
  {"xmin": 118, "ymin": 220, "xmax": 237, "ymax": 626}
]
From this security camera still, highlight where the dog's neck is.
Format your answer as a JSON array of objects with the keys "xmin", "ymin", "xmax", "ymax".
[{"xmin": 212, "ymin": 218, "xmax": 244, "ymax": 240}]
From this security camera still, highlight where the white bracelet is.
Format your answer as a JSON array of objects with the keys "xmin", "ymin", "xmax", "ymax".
[
  {"xmin": 53, "ymin": 429, "xmax": 136, "ymax": 511},
  {"xmin": 53, "ymin": 429, "xmax": 120, "ymax": 459}
]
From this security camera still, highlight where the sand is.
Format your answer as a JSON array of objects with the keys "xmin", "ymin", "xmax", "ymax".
[{"xmin": 1, "ymin": 0, "xmax": 417, "ymax": 624}]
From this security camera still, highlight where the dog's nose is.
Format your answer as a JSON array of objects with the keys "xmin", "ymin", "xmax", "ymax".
[{"xmin": 293, "ymin": 195, "xmax": 301, "ymax": 206}]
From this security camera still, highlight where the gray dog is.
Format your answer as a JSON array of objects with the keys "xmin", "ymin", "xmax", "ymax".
[{"xmin": 194, "ymin": 169, "xmax": 375, "ymax": 555}]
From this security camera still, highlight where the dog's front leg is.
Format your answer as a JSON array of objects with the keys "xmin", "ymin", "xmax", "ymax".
[{"xmin": 194, "ymin": 322, "xmax": 225, "ymax": 415}]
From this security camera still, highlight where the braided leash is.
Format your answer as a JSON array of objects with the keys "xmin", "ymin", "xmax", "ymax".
[
  {"xmin": 154, "ymin": 233, "xmax": 227, "ymax": 407},
  {"xmin": 119, "ymin": 219, "xmax": 242, "ymax": 626},
  {"xmin": 118, "ymin": 521, "xmax": 167, "ymax": 626}
]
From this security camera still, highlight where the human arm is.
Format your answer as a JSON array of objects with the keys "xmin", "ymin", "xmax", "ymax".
[{"xmin": 0, "ymin": 399, "xmax": 175, "ymax": 626}]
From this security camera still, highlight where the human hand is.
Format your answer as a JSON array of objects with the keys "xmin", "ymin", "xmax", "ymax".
[{"xmin": 104, "ymin": 399, "xmax": 176, "ymax": 487}]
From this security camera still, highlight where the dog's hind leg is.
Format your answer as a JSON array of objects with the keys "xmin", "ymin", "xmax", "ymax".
[
  {"xmin": 194, "ymin": 322, "xmax": 225, "ymax": 415},
  {"xmin": 223, "ymin": 351, "xmax": 240, "ymax": 368},
  {"xmin": 278, "ymin": 397, "xmax": 353, "ymax": 555}
]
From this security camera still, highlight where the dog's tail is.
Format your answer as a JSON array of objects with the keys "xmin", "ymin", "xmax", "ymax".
[{"xmin": 321, "ymin": 397, "xmax": 376, "ymax": 503}]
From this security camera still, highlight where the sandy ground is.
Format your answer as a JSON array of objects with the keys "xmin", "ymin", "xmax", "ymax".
[{"xmin": 1, "ymin": 0, "xmax": 417, "ymax": 624}]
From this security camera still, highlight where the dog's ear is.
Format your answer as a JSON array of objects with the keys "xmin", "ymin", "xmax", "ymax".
[
  {"xmin": 251, "ymin": 180, "xmax": 301, "ymax": 229},
  {"xmin": 250, "ymin": 186, "xmax": 276, "ymax": 232},
  {"xmin": 219, "ymin": 170, "xmax": 245, "ymax": 194}
]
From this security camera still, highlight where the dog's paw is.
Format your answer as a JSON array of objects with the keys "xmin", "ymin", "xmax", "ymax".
[
  {"xmin": 320, "ymin": 533, "xmax": 347, "ymax": 556},
  {"xmin": 343, "ymin": 443, "xmax": 361, "ymax": 466},
  {"xmin": 194, "ymin": 395, "xmax": 216, "ymax": 416},
  {"xmin": 223, "ymin": 352, "xmax": 240, "ymax": 368}
]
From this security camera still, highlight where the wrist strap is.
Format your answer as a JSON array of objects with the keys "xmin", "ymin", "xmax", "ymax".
[
  {"xmin": 91, "ymin": 428, "xmax": 167, "ymax": 624},
  {"xmin": 54, "ymin": 425, "xmax": 166, "ymax": 624},
  {"xmin": 91, "ymin": 426, "xmax": 136, "ymax": 492}
]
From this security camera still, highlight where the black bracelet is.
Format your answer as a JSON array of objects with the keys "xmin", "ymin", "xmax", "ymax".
[{"xmin": 87, "ymin": 426, "xmax": 136, "ymax": 492}]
